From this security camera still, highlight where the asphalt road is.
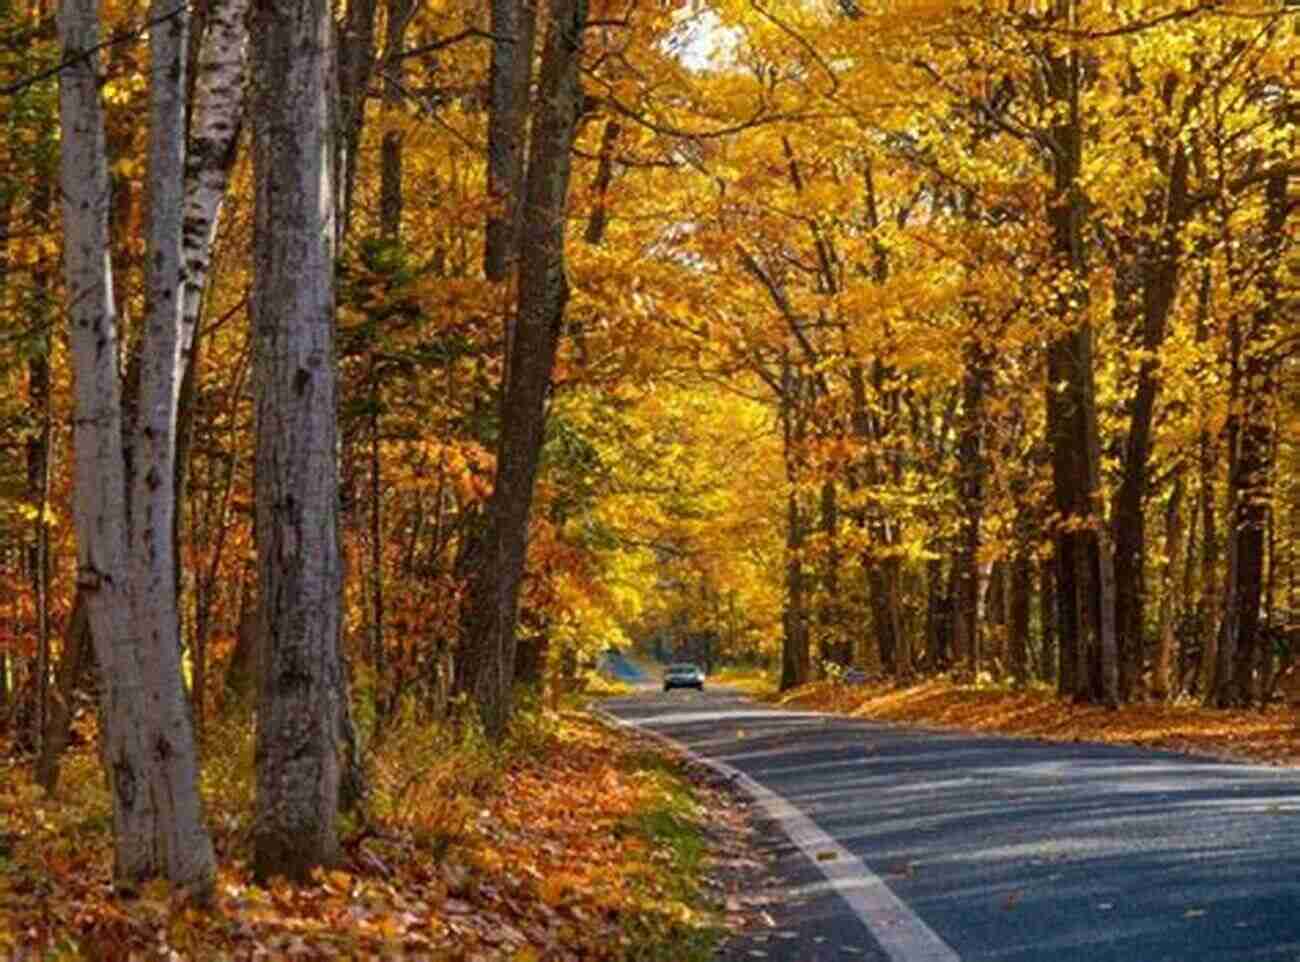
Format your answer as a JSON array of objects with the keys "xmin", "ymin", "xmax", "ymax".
[{"xmin": 600, "ymin": 687, "xmax": 1300, "ymax": 962}]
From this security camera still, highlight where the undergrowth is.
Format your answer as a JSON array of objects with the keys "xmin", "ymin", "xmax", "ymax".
[
  {"xmin": 0, "ymin": 699, "xmax": 727, "ymax": 960},
  {"xmin": 707, "ymin": 666, "xmax": 778, "ymax": 696},
  {"xmin": 614, "ymin": 752, "xmax": 722, "ymax": 962}
]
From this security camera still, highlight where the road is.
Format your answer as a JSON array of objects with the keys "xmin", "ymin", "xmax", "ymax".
[{"xmin": 600, "ymin": 687, "xmax": 1300, "ymax": 962}]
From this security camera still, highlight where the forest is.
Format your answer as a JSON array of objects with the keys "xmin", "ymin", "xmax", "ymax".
[{"xmin": 0, "ymin": 0, "xmax": 1297, "ymax": 955}]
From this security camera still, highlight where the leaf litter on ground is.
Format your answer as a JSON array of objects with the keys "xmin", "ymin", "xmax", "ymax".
[
  {"xmin": 775, "ymin": 677, "xmax": 1300, "ymax": 767},
  {"xmin": 0, "ymin": 706, "xmax": 773, "ymax": 961}
]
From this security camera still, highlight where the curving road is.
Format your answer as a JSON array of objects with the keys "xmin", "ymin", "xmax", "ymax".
[{"xmin": 600, "ymin": 688, "xmax": 1300, "ymax": 962}]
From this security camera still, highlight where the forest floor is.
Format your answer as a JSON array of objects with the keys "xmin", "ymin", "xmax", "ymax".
[
  {"xmin": 767, "ymin": 676, "xmax": 1300, "ymax": 767},
  {"xmin": 0, "ymin": 700, "xmax": 771, "ymax": 961}
]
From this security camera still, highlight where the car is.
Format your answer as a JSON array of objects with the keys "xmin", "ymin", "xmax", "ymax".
[{"xmin": 663, "ymin": 662, "xmax": 705, "ymax": 692}]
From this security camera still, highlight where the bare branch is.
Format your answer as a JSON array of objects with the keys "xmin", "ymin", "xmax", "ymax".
[
  {"xmin": 0, "ymin": 4, "xmax": 187, "ymax": 97},
  {"xmin": 391, "ymin": 28, "xmax": 499, "ymax": 62}
]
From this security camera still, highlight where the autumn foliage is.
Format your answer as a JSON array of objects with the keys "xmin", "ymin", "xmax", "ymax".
[
  {"xmin": 0, "ymin": 709, "xmax": 731, "ymax": 959},
  {"xmin": 0, "ymin": 0, "xmax": 1297, "ymax": 948}
]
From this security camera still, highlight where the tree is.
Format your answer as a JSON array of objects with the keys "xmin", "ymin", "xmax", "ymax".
[
  {"xmin": 57, "ymin": 0, "xmax": 215, "ymax": 893},
  {"xmin": 249, "ymin": 0, "xmax": 344, "ymax": 880},
  {"xmin": 460, "ymin": 0, "xmax": 589, "ymax": 738}
]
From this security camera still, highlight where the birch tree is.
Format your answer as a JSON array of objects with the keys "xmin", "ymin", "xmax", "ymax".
[
  {"xmin": 176, "ymin": 0, "xmax": 250, "ymax": 738},
  {"xmin": 57, "ymin": 0, "xmax": 216, "ymax": 893},
  {"xmin": 249, "ymin": 0, "xmax": 344, "ymax": 880}
]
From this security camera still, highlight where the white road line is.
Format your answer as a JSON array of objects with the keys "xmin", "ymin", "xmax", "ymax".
[{"xmin": 595, "ymin": 708, "xmax": 962, "ymax": 962}]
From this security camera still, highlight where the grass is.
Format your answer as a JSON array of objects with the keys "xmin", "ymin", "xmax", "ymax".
[{"xmin": 616, "ymin": 753, "xmax": 724, "ymax": 962}]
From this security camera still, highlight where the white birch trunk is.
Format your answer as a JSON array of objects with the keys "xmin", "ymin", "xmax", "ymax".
[
  {"xmin": 250, "ymin": 0, "xmax": 343, "ymax": 881},
  {"xmin": 134, "ymin": 0, "xmax": 217, "ymax": 894},
  {"xmin": 180, "ymin": 0, "xmax": 250, "ymax": 360},
  {"xmin": 57, "ymin": 0, "xmax": 158, "ymax": 885},
  {"xmin": 60, "ymin": 0, "xmax": 216, "ymax": 893}
]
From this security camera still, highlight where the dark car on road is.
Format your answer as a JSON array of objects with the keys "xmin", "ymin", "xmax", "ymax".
[{"xmin": 663, "ymin": 662, "xmax": 705, "ymax": 692}]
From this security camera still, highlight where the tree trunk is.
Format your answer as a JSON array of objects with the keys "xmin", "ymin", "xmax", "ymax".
[
  {"xmin": 1191, "ymin": 266, "xmax": 1219, "ymax": 697},
  {"xmin": 1221, "ymin": 171, "xmax": 1287, "ymax": 707},
  {"xmin": 1042, "ymin": 7, "xmax": 1117, "ymax": 707},
  {"xmin": 985, "ymin": 562, "xmax": 1006, "ymax": 679},
  {"xmin": 173, "ymin": 0, "xmax": 251, "ymax": 713},
  {"xmin": 25, "ymin": 174, "xmax": 53, "ymax": 762},
  {"xmin": 1112, "ymin": 142, "xmax": 1189, "ymax": 702},
  {"xmin": 368, "ymin": 364, "xmax": 386, "ymax": 713},
  {"xmin": 483, "ymin": 0, "xmax": 538, "ymax": 280},
  {"xmin": 1260, "ymin": 489, "xmax": 1278, "ymax": 701},
  {"xmin": 1039, "ymin": 556, "xmax": 1056, "ymax": 682},
  {"xmin": 223, "ymin": 579, "xmax": 259, "ymax": 706},
  {"xmin": 250, "ymin": 0, "xmax": 344, "ymax": 880},
  {"xmin": 379, "ymin": 0, "xmax": 414, "ymax": 238},
  {"xmin": 132, "ymin": 0, "xmax": 218, "ymax": 889},
  {"xmin": 36, "ymin": 592, "xmax": 93, "ymax": 793},
  {"xmin": 0, "ymin": 196, "xmax": 8, "ymax": 730},
  {"xmin": 782, "ymin": 489, "xmax": 811, "ymax": 690},
  {"xmin": 1153, "ymin": 474, "xmax": 1185, "ymax": 702},
  {"xmin": 887, "ymin": 558, "xmax": 911, "ymax": 680},
  {"xmin": 924, "ymin": 557, "xmax": 945, "ymax": 671},
  {"xmin": 335, "ymin": 0, "xmax": 376, "ymax": 244},
  {"xmin": 362, "ymin": 0, "xmax": 413, "ymax": 727},
  {"xmin": 191, "ymin": 351, "xmax": 250, "ymax": 737},
  {"xmin": 59, "ymin": 0, "xmax": 216, "ymax": 893},
  {"xmin": 867, "ymin": 566, "xmax": 896, "ymax": 677},
  {"xmin": 954, "ymin": 340, "xmax": 989, "ymax": 680},
  {"xmin": 180, "ymin": 0, "xmax": 248, "ymax": 354},
  {"xmin": 583, "ymin": 119, "xmax": 620, "ymax": 247},
  {"xmin": 26, "ymin": 354, "xmax": 51, "ymax": 761},
  {"xmin": 1010, "ymin": 550, "xmax": 1031, "ymax": 687},
  {"xmin": 460, "ymin": 0, "xmax": 588, "ymax": 738},
  {"xmin": 819, "ymin": 478, "xmax": 849, "ymax": 668}
]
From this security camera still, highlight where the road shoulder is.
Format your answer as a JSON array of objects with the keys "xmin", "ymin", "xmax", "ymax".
[{"xmin": 594, "ymin": 704, "xmax": 958, "ymax": 962}]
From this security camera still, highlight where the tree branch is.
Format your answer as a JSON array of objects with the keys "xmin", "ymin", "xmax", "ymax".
[{"xmin": 0, "ymin": 4, "xmax": 187, "ymax": 97}]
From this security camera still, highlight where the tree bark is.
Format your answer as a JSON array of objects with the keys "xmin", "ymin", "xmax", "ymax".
[
  {"xmin": 1039, "ymin": 556, "xmax": 1056, "ymax": 682},
  {"xmin": 173, "ymin": 0, "xmax": 251, "ymax": 670},
  {"xmin": 0, "ymin": 196, "xmax": 8, "ymax": 729},
  {"xmin": 782, "ymin": 488, "xmax": 811, "ymax": 690},
  {"xmin": 1220, "ymin": 171, "xmax": 1287, "ymax": 706},
  {"xmin": 133, "ymin": 0, "xmax": 218, "ymax": 889},
  {"xmin": 886, "ymin": 558, "xmax": 910, "ymax": 679},
  {"xmin": 378, "ymin": 0, "xmax": 414, "ymax": 238},
  {"xmin": 58, "ymin": 0, "xmax": 216, "ymax": 893},
  {"xmin": 1010, "ymin": 550, "xmax": 1032, "ymax": 687},
  {"xmin": 819, "ymin": 478, "xmax": 849, "ymax": 668},
  {"xmin": 954, "ymin": 339, "xmax": 989, "ymax": 680},
  {"xmin": 1111, "ymin": 140, "xmax": 1190, "ymax": 702},
  {"xmin": 460, "ymin": 0, "xmax": 587, "ymax": 738},
  {"xmin": 483, "ymin": 0, "xmax": 538, "ymax": 280},
  {"xmin": 36, "ymin": 592, "xmax": 93, "ymax": 793},
  {"xmin": 1194, "ymin": 262, "xmax": 1220, "ymax": 697},
  {"xmin": 1041, "ymin": 4, "xmax": 1117, "ymax": 707},
  {"xmin": 25, "ymin": 175, "xmax": 53, "ymax": 762},
  {"xmin": 924, "ymin": 557, "xmax": 946, "ymax": 671},
  {"xmin": 335, "ymin": 0, "xmax": 376, "ymax": 244},
  {"xmin": 583, "ymin": 118, "xmax": 621, "ymax": 246},
  {"xmin": 250, "ymin": 0, "xmax": 344, "ymax": 879},
  {"xmin": 1152, "ymin": 474, "xmax": 1185, "ymax": 701}
]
